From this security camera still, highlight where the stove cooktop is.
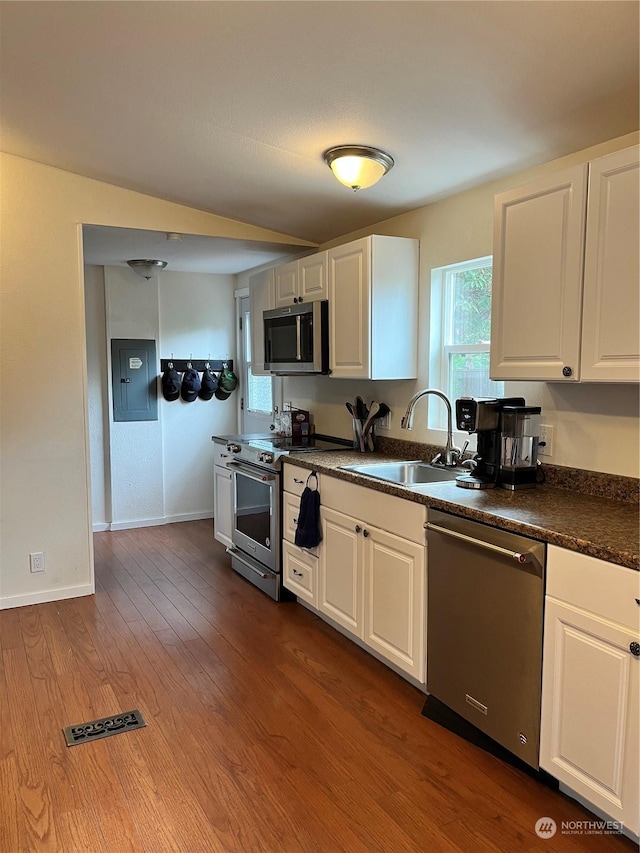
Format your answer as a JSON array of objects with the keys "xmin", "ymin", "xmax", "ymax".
[{"xmin": 247, "ymin": 434, "xmax": 351, "ymax": 454}]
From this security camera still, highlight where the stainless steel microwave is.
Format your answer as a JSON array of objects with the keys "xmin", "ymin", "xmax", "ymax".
[{"xmin": 263, "ymin": 300, "xmax": 329, "ymax": 375}]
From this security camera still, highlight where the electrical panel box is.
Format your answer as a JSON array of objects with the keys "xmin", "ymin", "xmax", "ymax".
[{"xmin": 111, "ymin": 339, "xmax": 158, "ymax": 422}]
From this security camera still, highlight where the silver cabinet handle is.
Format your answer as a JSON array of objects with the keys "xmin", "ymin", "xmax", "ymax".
[
  {"xmin": 293, "ymin": 478, "xmax": 304, "ymax": 484},
  {"xmin": 293, "ymin": 569, "xmax": 303, "ymax": 578},
  {"xmin": 425, "ymin": 522, "xmax": 533, "ymax": 564}
]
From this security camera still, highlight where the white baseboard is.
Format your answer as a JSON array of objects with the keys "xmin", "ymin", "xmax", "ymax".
[
  {"xmin": 106, "ymin": 512, "xmax": 213, "ymax": 532},
  {"xmin": 93, "ymin": 522, "xmax": 110, "ymax": 532},
  {"xmin": 164, "ymin": 511, "xmax": 213, "ymax": 525},
  {"xmin": 108, "ymin": 517, "xmax": 166, "ymax": 531},
  {"xmin": 0, "ymin": 583, "xmax": 95, "ymax": 611}
]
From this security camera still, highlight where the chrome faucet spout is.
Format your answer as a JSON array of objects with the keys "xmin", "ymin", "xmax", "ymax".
[{"xmin": 400, "ymin": 388, "xmax": 463, "ymax": 467}]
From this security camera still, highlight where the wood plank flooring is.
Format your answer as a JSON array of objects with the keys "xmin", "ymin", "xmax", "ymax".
[{"xmin": 0, "ymin": 520, "xmax": 635, "ymax": 852}]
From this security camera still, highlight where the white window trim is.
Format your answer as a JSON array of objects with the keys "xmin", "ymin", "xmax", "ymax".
[{"xmin": 429, "ymin": 255, "xmax": 492, "ymax": 432}]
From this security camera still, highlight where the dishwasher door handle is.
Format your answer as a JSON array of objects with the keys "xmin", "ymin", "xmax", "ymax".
[{"xmin": 425, "ymin": 522, "xmax": 534, "ymax": 564}]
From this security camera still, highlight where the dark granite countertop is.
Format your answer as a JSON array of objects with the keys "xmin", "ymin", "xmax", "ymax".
[{"xmin": 282, "ymin": 450, "xmax": 639, "ymax": 572}]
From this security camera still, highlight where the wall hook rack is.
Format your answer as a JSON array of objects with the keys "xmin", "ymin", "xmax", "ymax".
[{"xmin": 160, "ymin": 358, "xmax": 233, "ymax": 373}]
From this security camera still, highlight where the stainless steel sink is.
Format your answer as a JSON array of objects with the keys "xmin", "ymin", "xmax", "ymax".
[{"xmin": 339, "ymin": 460, "xmax": 462, "ymax": 486}]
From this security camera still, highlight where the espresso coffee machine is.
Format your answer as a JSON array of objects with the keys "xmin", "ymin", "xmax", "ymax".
[{"xmin": 455, "ymin": 396, "xmax": 541, "ymax": 490}]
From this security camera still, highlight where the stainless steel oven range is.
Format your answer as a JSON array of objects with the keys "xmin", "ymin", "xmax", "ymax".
[{"xmin": 224, "ymin": 434, "xmax": 349, "ymax": 600}]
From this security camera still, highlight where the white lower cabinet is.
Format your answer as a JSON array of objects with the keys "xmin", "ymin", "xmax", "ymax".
[
  {"xmin": 540, "ymin": 546, "xmax": 640, "ymax": 835},
  {"xmin": 213, "ymin": 443, "xmax": 233, "ymax": 548},
  {"xmin": 363, "ymin": 526, "xmax": 425, "ymax": 682},
  {"xmin": 282, "ymin": 539, "xmax": 317, "ymax": 606},
  {"xmin": 285, "ymin": 470, "xmax": 427, "ymax": 685},
  {"xmin": 319, "ymin": 506, "xmax": 364, "ymax": 638}
]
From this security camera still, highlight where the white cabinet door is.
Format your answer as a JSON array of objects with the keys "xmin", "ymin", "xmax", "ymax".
[
  {"xmin": 319, "ymin": 506, "xmax": 364, "ymax": 638},
  {"xmin": 328, "ymin": 237, "xmax": 370, "ymax": 379},
  {"xmin": 491, "ymin": 165, "xmax": 588, "ymax": 381},
  {"xmin": 328, "ymin": 235, "xmax": 419, "ymax": 380},
  {"xmin": 581, "ymin": 145, "xmax": 640, "ymax": 382},
  {"xmin": 299, "ymin": 251, "xmax": 328, "ymax": 303},
  {"xmin": 274, "ymin": 259, "xmax": 298, "ymax": 307},
  {"xmin": 213, "ymin": 465, "xmax": 233, "ymax": 549},
  {"xmin": 364, "ymin": 526, "xmax": 426, "ymax": 682},
  {"xmin": 249, "ymin": 267, "xmax": 274, "ymax": 376},
  {"xmin": 540, "ymin": 598, "xmax": 639, "ymax": 834}
]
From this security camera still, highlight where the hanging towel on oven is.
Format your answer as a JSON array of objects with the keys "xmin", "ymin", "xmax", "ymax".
[{"xmin": 294, "ymin": 472, "xmax": 322, "ymax": 549}]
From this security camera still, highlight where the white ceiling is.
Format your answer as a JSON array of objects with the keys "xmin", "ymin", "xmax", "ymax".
[{"xmin": 1, "ymin": 1, "xmax": 638, "ymax": 273}]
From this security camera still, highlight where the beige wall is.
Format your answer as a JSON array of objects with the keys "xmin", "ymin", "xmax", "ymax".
[
  {"xmin": 283, "ymin": 132, "xmax": 640, "ymax": 478},
  {"xmin": 0, "ymin": 154, "xmax": 311, "ymax": 608}
]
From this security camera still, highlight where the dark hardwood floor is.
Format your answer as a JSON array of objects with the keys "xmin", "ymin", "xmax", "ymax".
[{"xmin": 1, "ymin": 520, "xmax": 635, "ymax": 852}]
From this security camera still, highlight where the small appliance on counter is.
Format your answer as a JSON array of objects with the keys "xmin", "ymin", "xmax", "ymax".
[
  {"xmin": 499, "ymin": 405, "xmax": 542, "ymax": 490},
  {"xmin": 455, "ymin": 396, "xmax": 542, "ymax": 490},
  {"xmin": 272, "ymin": 407, "xmax": 310, "ymax": 442}
]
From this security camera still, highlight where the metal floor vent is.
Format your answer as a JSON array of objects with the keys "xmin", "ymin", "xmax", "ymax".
[{"xmin": 63, "ymin": 709, "xmax": 146, "ymax": 747}]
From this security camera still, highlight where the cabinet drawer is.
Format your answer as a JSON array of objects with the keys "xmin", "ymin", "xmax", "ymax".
[
  {"xmin": 321, "ymin": 475, "xmax": 427, "ymax": 544},
  {"xmin": 282, "ymin": 491, "xmax": 301, "ymax": 545},
  {"xmin": 282, "ymin": 540, "xmax": 318, "ymax": 606},
  {"xmin": 546, "ymin": 545, "xmax": 640, "ymax": 631},
  {"xmin": 213, "ymin": 441, "xmax": 232, "ymax": 468},
  {"xmin": 283, "ymin": 464, "xmax": 315, "ymax": 497}
]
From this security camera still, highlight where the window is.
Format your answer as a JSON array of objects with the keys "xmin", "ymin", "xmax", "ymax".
[
  {"xmin": 243, "ymin": 307, "xmax": 273, "ymax": 414},
  {"xmin": 430, "ymin": 257, "xmax": 503, "ymax": 428}
]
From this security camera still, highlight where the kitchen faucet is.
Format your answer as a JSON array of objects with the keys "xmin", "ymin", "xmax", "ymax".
[{"xmin": 400, "ymin": 388, "xmax": 465, "ymax": 467}]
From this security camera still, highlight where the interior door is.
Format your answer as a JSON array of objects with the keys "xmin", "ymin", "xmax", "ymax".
[{"xmin": 239, "ymin": 295, "xmax": 280, "ymax": 433}]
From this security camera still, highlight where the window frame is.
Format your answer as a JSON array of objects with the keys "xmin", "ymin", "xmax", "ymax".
[{"xmin": 429, "ymin": 255, "xmax": 496, "ymax": 431}]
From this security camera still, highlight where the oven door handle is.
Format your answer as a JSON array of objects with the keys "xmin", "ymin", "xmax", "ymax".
[
  {"xmin": 295, "ymin": 315, "xmax": 302, "ymax": 361},
  {"xmin": 227, "ymin": 460, "xmax": 277, "ymax": 482}
]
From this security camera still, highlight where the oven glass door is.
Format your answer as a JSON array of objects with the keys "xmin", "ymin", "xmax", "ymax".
[{"xmin": 230, "ymin": 462, "xmax": 278, "ymax": 572}]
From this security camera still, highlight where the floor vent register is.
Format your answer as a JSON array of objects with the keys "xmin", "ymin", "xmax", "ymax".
[{"xmin": 63, "ymin": 709, "xmax": 146, "ymax": 747}]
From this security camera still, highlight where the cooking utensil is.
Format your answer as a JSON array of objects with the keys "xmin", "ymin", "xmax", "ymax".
[
  {"xmin": 361, "ymin": 401, "xmax": 380, "ymax": 453},
  {"xmin": 355, "ymin": 396, "xmax": 367, "ymax": 421},
  {"xmin": 362, "ymin": 401, "xmax": 380, "ymax": 437}
]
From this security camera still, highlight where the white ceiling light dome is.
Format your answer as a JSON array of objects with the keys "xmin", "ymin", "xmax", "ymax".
[
  {"xmin": 127, "ymin": 259, "xmax": 168, "ymax": 280},
  {"xmin": 323, "ymin": 145, "xmax": 394, "ymax": 191}
]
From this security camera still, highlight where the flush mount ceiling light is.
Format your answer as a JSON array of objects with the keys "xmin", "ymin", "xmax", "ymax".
[
  {"xmin": 323, "ymin": 145, "xmax": 394, "ymax": 191},
  {"xmin": 127, "ymin": 259, "xmax": 168, "ymax": 280}
]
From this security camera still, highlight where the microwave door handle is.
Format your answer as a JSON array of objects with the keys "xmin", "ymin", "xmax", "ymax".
[{"xmin": 296, "ymin": 315, "xmax": 302, "ymax": 360}]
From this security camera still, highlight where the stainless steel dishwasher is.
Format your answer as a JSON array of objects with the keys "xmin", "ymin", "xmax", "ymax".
[{"xmin": 425, "ymin": 509, "xmax": 546, "ymax": 769}]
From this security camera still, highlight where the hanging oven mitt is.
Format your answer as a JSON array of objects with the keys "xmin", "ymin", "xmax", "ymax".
[{"xmin": 294, "ymin": 472, "xmax": 322, "ymax": 549}]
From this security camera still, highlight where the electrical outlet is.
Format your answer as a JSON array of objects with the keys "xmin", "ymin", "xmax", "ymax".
[
  {"xmin": 538, "ymin": 424, "xmax": 554, "ymax": 457},
  {"xmin": 29, "ymin": 552, "xmax": 45, "ymax": 573},
  {"xmin": 377, "ymin": 410, "xmax": 391, "ymax": 431}
]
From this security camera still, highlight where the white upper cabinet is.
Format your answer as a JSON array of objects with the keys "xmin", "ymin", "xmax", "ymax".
[
  {"xmin": 581, "ymin": 147, "xmax": 640, "ymax": 382},
  {"xmin": 491, "ymin": 165, "xmax": 588, "ymax": 381},
  {"xmin": 274, "ymin": 252, "xmax": 328, "ymax": 307},
  {"xmin": 248, "ymin": 267, "xmax": 275, "ymax": 376},
  {"xmin": 328, "ymin": 235, "xmax": 419, "ymax": 380},
  {"xmin": 491, "ymin": 145, "xmax": 640, "ymax": 383}
]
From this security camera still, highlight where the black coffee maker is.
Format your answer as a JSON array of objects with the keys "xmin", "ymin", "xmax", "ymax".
[{"xmin": 455, "ymin": 396, "xmax": 528, "ymax": 490}]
